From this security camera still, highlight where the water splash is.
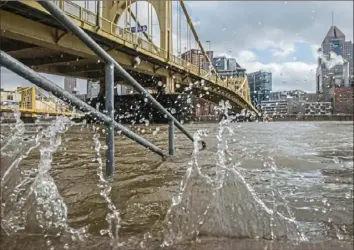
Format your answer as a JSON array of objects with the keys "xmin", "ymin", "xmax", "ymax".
[
  {"xmin": 1, "ymin": 116, "xmax": 88, "ymax": 244},
  {"xmin": 93, "ymin": 133, "xmax": 121, "ymax": 249},
  {"xmin": 0, "ymin": 109, "xmax": 25, "ymax": 156},
  {"xmin": 162, "ymin": 101, "xmax": 306, "ymax": 247},
  {"xmin": 317, "ymin": 50, "xmax": 345, "ymax": 70}
]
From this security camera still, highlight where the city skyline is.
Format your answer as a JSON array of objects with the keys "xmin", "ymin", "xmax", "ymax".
[
  {"xmin": 1, "ymin": 1, "xmax": 353, "ymax": 94},
  {"xmin": 186, "ymin": 1, "xmax": 353, "ymax": 93}
]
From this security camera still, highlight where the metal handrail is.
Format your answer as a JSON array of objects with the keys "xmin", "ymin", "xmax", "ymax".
[
  {"xmin": 50, "ymin": 2, "xmax": 232, "ymax": 90},
  {"xmin": 39, "ymin": 1, "xmax": 200, "ymax": 145},
  {"xmin": 0, "ymin": 50, "xmax": 166, "ymax": 159},
  {"xmin": 46, "ymin": 0, "xmax": 257, "ymax": 111}
]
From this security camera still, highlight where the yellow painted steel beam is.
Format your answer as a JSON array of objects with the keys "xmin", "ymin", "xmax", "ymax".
[
  {"xmin": 0, "ymin": 107, "xmax": 73, "ymax": 117},
  {"xmin": 125, "ymin": 5, "xmax": 158, "ymax": 49},
  {"xmin": 3, "ymin": 2, "xmax": 258, "ymax": 114},
  {"xmin": 179, "ymin": 1, "xmax": 217, "ymax": 76}
]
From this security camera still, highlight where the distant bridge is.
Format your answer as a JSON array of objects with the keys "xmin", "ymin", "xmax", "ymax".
[{"xmin": 0, "ymin": 87, "xmax": 74, "ymax": 117}]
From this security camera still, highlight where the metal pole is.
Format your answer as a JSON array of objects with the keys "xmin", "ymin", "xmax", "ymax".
[
  {"xmin": 150, "ymin": 2, "xmax": 153, "ymax": 43},
  {"xmin": 105, "ymin": 63, "xmax": 115, "ymax": 177},
  {"xmin": 135, "ymin": 1, "xmax": 138, "ymax": 43},
  {"xmin": 168, "ymin": 119, "xmax": 174, "ymax": 155},
  {"xmin": 39, "ymin": 1, "xmax": 196, "ymax": 144},
  {"xmin": 0, "ymin": 50, "xmax": 166, "ymax": 157},
  {"xmin": 96, "ymin": 0, "xmax": 101, "ymax": 28}
]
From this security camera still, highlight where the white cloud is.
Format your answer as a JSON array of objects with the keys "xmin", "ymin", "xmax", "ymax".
[
  {"xmin": 185, "ymin": 1, "xmax": 352, "ymax": 93},
  {"xmin": 237, "ymin": 50, "xmax": 317, "ymax": 92},
  {"xmin": 0, "ymin": 68, "xmax": 87, "ymax": 94},
  {"xmin": 238, "ymin": 50, "xmax": 258, "ymax": 62},
  {"xmin": 192, "ymin": 21, "xmax": 201, "ymax": 26},
  {"xmin": 2, "ymin": 1, "xmax": 353, "ymax": 95},
  {"xmin": 317, "ymin": 51, "xmax": 345, "ymax": 70}
]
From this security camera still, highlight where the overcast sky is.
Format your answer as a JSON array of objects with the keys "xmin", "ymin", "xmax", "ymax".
[
  {"xmin": 1, "ymin": 1, "xmax": 353, "ymax": 94},
  {"xmin": 186, "ymin": 1, "xmax": 353, "ymax": 92}
]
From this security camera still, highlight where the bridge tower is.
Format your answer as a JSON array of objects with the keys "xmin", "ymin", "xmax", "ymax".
[{"xmin": 101, "ymin": 1, "xmax": 174, "ymax": 93}]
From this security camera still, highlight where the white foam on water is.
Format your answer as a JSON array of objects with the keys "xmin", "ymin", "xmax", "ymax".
[
  {"xmin": 1, "ymin": 116, "xmax": 88, "ymax": 246},
  {"xmin": 92, "ymin": 132, "xmax": 121, "ymax": 249},
  {"xmin": 162, "ymin": 101, "xmax": 307, "ymax": 247}
]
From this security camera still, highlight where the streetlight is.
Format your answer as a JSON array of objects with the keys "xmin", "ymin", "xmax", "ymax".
[{"xmin": 206, "ymin": 40, "xmax": 211, "ymax": 51}]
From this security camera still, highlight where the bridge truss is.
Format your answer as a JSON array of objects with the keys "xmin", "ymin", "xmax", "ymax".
[{"xmin": 0, "ymin": 0, "xmax": 259, "ymax": 115}]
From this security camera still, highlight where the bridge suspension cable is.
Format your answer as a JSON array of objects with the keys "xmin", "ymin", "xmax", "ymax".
[{"xmin": 178, "ymin": 1, "xmax": 217, "ymax": 76}]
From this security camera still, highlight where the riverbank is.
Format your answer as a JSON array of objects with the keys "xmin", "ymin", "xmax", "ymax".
[
  {"xmin": 268, "ymin": 114, "xmax": 353, "ymax": 122},
  {"xmin": 1, "ymin": 113, "xmax": 352, "ymax": 124}
]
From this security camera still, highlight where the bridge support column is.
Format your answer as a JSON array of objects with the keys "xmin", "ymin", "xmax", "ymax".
[
  {"xmin": 164, "ymin": 77, "xmax": 175, "ymax": 94},
  {"xmin": 105, "ymin": 63, "xmax": 115, "ymax": 178},
  {"xmin": 151, "ymin": 0, "xmax": 173, "ymax": 55},
  {"xmin": 168, "ymin": 119, "xmax": 174, "ymax": 155}
]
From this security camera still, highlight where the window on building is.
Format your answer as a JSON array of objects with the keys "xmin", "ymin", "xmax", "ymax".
[
  {"xmin": 331, "ymin": 39, "xmax": 341, "ymax": 55},
  {"xmin": 7, "ymin": 95, "xmax": 13, "ymax": 101}
]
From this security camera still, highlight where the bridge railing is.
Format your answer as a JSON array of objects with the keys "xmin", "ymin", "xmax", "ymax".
[
  {"xmin": 47, "ymin": 1, "xmax": 259, "ymax": 112},
  {"xmin": 53, "ymin": 1, "xmax": 216, "ymax": 79},
  {"xmin": 11, "ymin": 1, "xmax": 207, "ymax": 177},
  {"xmin": 16, "ymin": 87, "xmax": 73, "ymax": 115}
]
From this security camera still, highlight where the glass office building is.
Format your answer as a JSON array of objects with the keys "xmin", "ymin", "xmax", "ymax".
[{"xmin": 247, "ymin": 71, "xmax": 273, "ymax": 105}]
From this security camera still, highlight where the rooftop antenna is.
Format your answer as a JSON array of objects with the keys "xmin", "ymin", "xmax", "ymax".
[{"xmin": 332, "ymin": 10, "xmax": 334, "ymax": 27}]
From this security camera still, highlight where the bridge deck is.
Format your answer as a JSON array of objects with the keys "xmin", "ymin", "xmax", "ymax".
[
  {"xmin": 0, "ymin": 1, "xmax": 259, "ymax": 114},
  {"xmin": 0, "ymin": 106, "xmax": 73, "ymax": 117}
]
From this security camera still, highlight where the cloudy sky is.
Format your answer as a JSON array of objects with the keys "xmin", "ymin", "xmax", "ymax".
[
  {"xmin": 185, "ymin": 1, "xmax": 353, "ymax": 92},
  {"xmin": 1, "ymin": 1, "xmax": 353, "ymax": 94}
]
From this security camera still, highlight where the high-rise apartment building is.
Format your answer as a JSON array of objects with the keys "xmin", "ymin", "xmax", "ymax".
[
  {"xmin": 247, "ymin": 71, "xmax": 272, "ymax": 105},
  {"xmin": 212, "ymin": 56, "xmax": 246, "ymax": 78},
  {"xmin": 64, "ymin": 77, "xmax": 77, "ymax": 94},
  {"xmin": 181, "ymin": 49, "xmax": 215, "ymax": 71},
  {"xmin": 316, "ymin": 25, "xmax": 353, "ymax": 100},
  {"xmin": 181, "ymin": 49, "xmax": 205, "ymax": 69}
]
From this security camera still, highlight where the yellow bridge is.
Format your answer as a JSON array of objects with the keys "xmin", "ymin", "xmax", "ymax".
[
  {"xmin": 0, "ymin": 87, "xmax": 73, "ymax": 117},
  {"xmin": 0, "ymin": 1, "xmax": 259, "ymax": 115}
]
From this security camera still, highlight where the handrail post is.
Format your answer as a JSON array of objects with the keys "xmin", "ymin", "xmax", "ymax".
[
  {"xmin": 1, "ymin": 50, "xmax": 167, "ymax": 158},
  {"xmin": 38, "ymin": 1, "xmax": 204, "ymax": 148},
  {"xmin": 105, "ymin": 63, "xmax": 115, "ymax": 177},
  {"xmin": 79, "ymin": 7, "xmax": 83, "ymax": 20},
  {"xmin": 168, "ymin": 119, "xmax": 174, "ymax": 155},
  {"xmin": 59, "ymin": 0, "xmax": 64, "ymax": 10}
]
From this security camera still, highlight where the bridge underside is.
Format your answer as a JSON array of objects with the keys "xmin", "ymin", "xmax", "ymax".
[{"xmin": 0, "ymin": 2, "xmax": 256, "ymax": 114}]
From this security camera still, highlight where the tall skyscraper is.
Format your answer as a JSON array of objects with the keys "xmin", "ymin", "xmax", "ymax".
[
  {"xmin": 64, "ymin": 77, "xmax": 77, "ymax": 94},
  {"xmin": 316, "ymin": 25, "xmax": 353, "ymax": 99},
  {"xmin": 247, "ymin": 71, "xmax": 272, "ymax": 105}
]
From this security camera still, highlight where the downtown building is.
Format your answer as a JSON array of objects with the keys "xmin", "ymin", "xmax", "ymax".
[
  {"xmin": 316, "ymin": 25, "xmax": 353, "ymax": 103},
  {"xmin": 181, "ymin": 49, "xmax": 213, "ymax": 71},
  {"xmin": 86, "ymin": 80, "xmax": 100, "ymax": 99},
  {"xmin": 261, "ymin": 90, "xmax": 332, "ymax": 117},
  {"xmin": 64, "ymin": 77, "xmax": 77, "ymax": 94},
  {"xmin": 247, "ymin": 70, "xmax": 272, "ymax": 105},
  {"xmin": 212, "ymin": 56, "xmax": 246, "ymax": 78}
]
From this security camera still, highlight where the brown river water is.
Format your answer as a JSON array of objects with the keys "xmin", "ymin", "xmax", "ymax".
[{"xmin": 0, "ymin": 116, "xmax": 353, "ymax": 250}]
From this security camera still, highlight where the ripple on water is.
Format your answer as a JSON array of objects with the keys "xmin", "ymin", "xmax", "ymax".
[{"xmin": 1, "ymin": 120, "xmax": 353, "ymax": 249}]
